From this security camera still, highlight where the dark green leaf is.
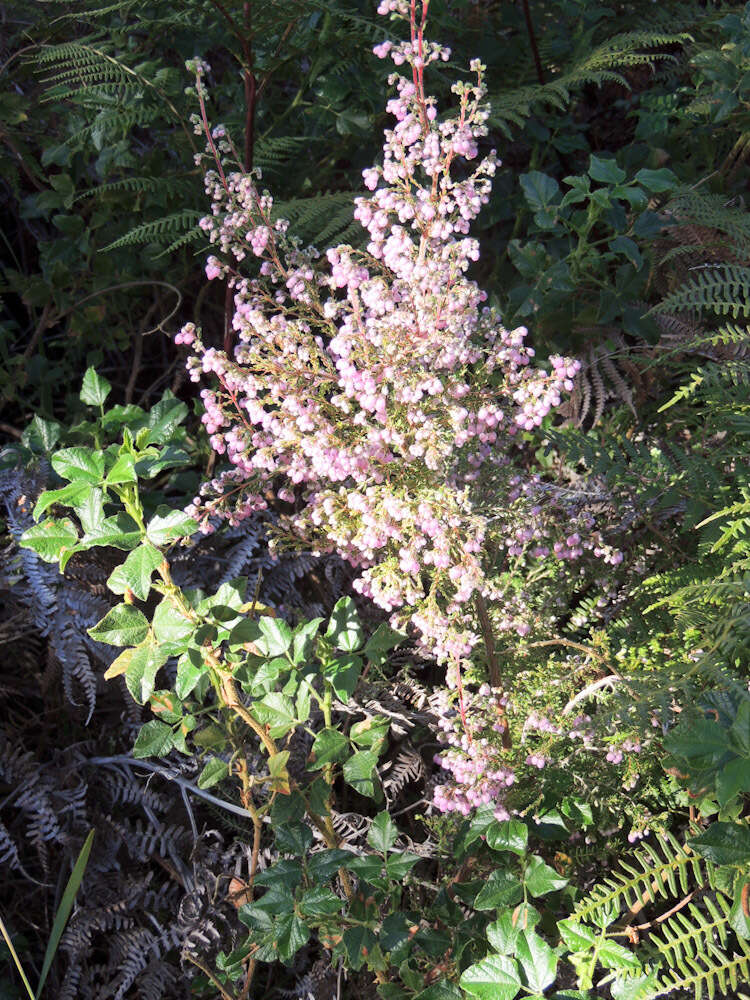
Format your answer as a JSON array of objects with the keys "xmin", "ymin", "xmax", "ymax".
[
  {"xmin": 343, "ymin": 925, "xmax": 377, "ymax": 971},
  {"xmin": 133, "ymin": 720, "xmax": 174, "ymax": 758},
  {"xmin": 368, "ymin": 812, "xmax": 398, "ymax": 854},
  {"xmin": 474, "ymin": 869, "xmax": 524, "ymax": 910},
  {"xmin": 520, "ymin": 171, "xmax": 560, "ymax": 211},
  {"xmin": 309, "ymin": 728, "xmax": 349, "ymax": 768},
  {"xmin": 588, "ymin": 155, "xmax": 625, "ymax": 185},
  {"xmin": 343, "ymin": 750, "xmax": 379, "ymax": 798},
  {"xmin": 689, "ymin": 822, "xmax": 750, "ymax": 866},
  {"xmin": 299, "ymin": 887, "xmax": 342, "ymax": 917},
  {"xmin": 486, "ymin": 820, "xmax": 528, "ymax": 856},
  {"xmin": 524, "ymin": 856, "xmax": 569, "ymax": 896},
  {"xmin": 33, "ymin": 482, "xmax": 90, "ymax": 520},
  {"xmin": 197, "ymin": 758, "xmax": 229, "ymax": 789},
  {"xmin": 517, "ymin": 931, "xmax": 557, "ymax": 992}
]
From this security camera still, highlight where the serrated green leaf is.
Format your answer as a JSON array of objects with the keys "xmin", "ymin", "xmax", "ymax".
[
  {"xmin": 474, "ymin": 869, "xmax": 524, "ymax": 910},
  {"xmin": 125, "ymin": 643, "xmax": 168, "ymax": 703},
  {"xmin": 460, "ymin": 954, "xmax": 521, "ymax": 1000},
  {"xmin": 79, "ymin": 367, "xmax": 112, "ymax": 406},
  {"xmin": 133, "ymin": 720, "xmax": 174, "ymax": 758},
  {"xmin": 299, "ymin": 887, "xmax": 342, "ymax": 917},
  {"xmin": 325, "ymin": 596, "xmax": 364, "ymax": 651},
  {"xmin": 146, "ymin": 508, "xmax": 198, "ymax": 546},
  {"xmin": 198, "ymin": 758, "xmax": 229, "ymax": 789},
  {"xmin": 33, "ymin": 482, "xmax": 90, "ymax": 520},
  {"xmin": 517, "ymin": 931, "xmax": 557, "ymax": 992},
  {"xmin": 73, "ymin": 487, "xmax": 104, "ymax": 534},
  {"xmin": 253, "ymin": 693, "xmax": 296, "ymax": 737},
  {"xmin": 20, "ymin": 517, "xmax": 79, "ymax": 562},
  {"xmin": 309, "ymin": 728, "xmax": 349, "ymax": 768},
  {"xmin": 486, "ymin": 820, "xmax": 528, "ymax": 856},
  {"xmin": 152, "ymin": 597, "xmax": 194, "ymax": 649},
  {"xmin": 88, "ymin": 604, "xmax": 149, "ymax": 646},
  {"xmin": 588, "ymin": 154, "xmax": 625, "ymax": 185},
  {"xmin": 520, "ymin": 171, "xmax": 560, "ymax": 211},
  {"xmin": 343, "ymin": 925, "xmax": 377, "ymax": 971},
  {"xmin": 524, "ymin": 855, "xmax": 569, "ymax": 896},
  {"xmin": 487, "ymin": 906, "xmax": 541, "ymax": 953},
  {"xmin": 107, "ymin": 542, "xmax": 163, "ymax": 601},
  {"xmin": 343, "ymin": 750, "xmax": 379, "ymax": 798},
  {"xmin": 368, "ymin": 812, "xmax": 398, "ymax": 854},
  {"xmin": 50, "ymin": 447, "xmax": 104, "ymax": 484},
  {"xmin": 306, "ymin": 849, "xmax": 355, "ymax": 881},
  {"xmin": 689, "ymin": 821, "xmax": 750, "ymax": 865},
  {"xmin": 257, "ymin": 616, "xmax": 293, "ymax": 657},
  {"xmin": 105, "ymin": 454, "xmax": 137, "ymax": 485}
]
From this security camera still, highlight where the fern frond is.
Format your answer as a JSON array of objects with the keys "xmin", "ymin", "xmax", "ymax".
[
  {"xmin": 653, "ymin": 266, "xmax": 750, "ymax": 318},
  {"xmin": 573, "ymin": 831, "xmax": 712, "ymax": 924},
  {"xmin": 101, "ymin": 210, "xmax": 203, "ymax": 251}
]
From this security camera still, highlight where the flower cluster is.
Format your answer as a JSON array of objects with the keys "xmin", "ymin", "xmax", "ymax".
[{"xmin": 177, "ymin": 0, "xmax": 595, "ymax": 663}]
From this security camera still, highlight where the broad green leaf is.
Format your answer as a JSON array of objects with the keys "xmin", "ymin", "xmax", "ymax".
[
  {"xmin": 133, "ymin": 720, "xmax": 174, "ymax": 758},
  {"xmin": 610, "ymin": 971, "xmax": 662, "ymax": 1000},
  {"xmin": 717, "ymin": 758, "xmax": 750, "ymax": 808},
  {"xmin": 385, "ymin": 853, "xmax": 421, "ymax": 880},
  {"xmin": 325, "ymin": 596, "xmax": 365, "ymax": 651},
  {"xmin": 79, "ymin": 367, "xmax": 111, "ymax": 406},
  {"xmin": 306, "ymin": 849, "xmax": 355, "ymax": 881},
  {"xmin": 557, "ymin": 919, "xmax": 596, "ymax": 951},
  {"xmin": 73, "ymin": 487, "xmax": 104, "ymax": 534},
  {"xmin": 524, "ymin": 855, "xmax": 569, "ymax": 896},
  {"xmin": 689, "ymin": 821, "xmax": 750, "ymax": 866},
  {"xmin": 20, "ymin": 517, "xmax": 79, "ymax": 562},
  {"xmin": 24, "ymin": 415, "xmax": 62, "ymax": 453},
  {"xmin": 517, "ymin": 931, "xmax": 557, "ymax": 992},
  {"xmin": 107, "ymin": 542, "xmax": 163, "ymax": 601},
  {"xmin": 257, "ymin": 616, "xmax": 293, "ymax": 657},
  {"xmin": 33, "ymin": 482, "xmax": 90, "ymax": 519},
  {"xmin": 309, "ymin": 728, "xmax": 349, "ymax": 768},
  {"xmin": 730, "ymin": 880, "xmax": 750, "ymax": 938},
  {"xmin": 152, "ymin": 597, "xmax": 194, "ymax": 649},
  {"xmin": 198, "ymin": 758, "xmax": 229, "ymax": 789},
  {"xmin": 343, "ymin": 925, "xmax": 377, "ymax": 971},
  {"xmin": 254, "ymin": 860, "xmax": 303, "ymax": 890},
  {"xmin": 176, "ymin": 649, "xmax": 205, "ymax": 698},
  {"xmin": 274, "ymin": 822, "xmax": 313, "ymax": 855},
  {"xmin": 588, "ymin": 154, "xmax": 625, "ymax": 185},
  {"xmin": 253, "ymin": 693, "xmax": 296, "ymax": 737},
  {"xmin": 125, "ymin": 643, "xmax": 168, "ymax": 703},
  {"xmin": 460, "ymin": 954, "xmax": 521, "ymax": 1000},
  {"xmin": 105, "ymin": 454, "xmax": 137, "ymax": 485},
  {"xmin": 487, "ymin": 906, "xmax": 541, "ymax": 953},
  {"xmin": 343, "ymin": 750, "xmax": 379, "ymax": 798},
  {"xmin": 633, "ymin": 167, "xmax": 677, "ymax": 192},
  {"xmin": 292, "ymin": 617, "xmax": 323, "ymax": 663},
  {"xmin": 364, "ymin": 623, "xmax": 403, "ymax": 665},
  {"xmin": 80, "ymin": 514, "xmax": 142, "ymax": 551},
  {"xmin": 664, "ymin": 718, "xmax": 729, "ymax": 758},
  {"xmin": 88, "ymin": 604, "xmax": 149, "ymax": 646},
  {"xmin": 146, "ymin": 508, "xmax": 198, "ymax": 546},
  {"xmin": 299, "ymin": 887, "xmax": 342, "ymax": 917},
  {"xmin": 145, "ymin": 395, "xmax": 189, "ymax": 444},
  {"xmin": 474, "ymin": 869, "xmax": 524, "ymax": 910},
  {"xmin": 350, "ymin": 715, "xmax": 390, "ymax": 751},
  {"xmin": 323, "ymin": 653, "xmax": 363, "ymax": 701},
  {"xmin": 486, "ymin": 820, "xmax": 528, "ymax": 856},
  {"xmin": 609, "ymin": 236, "xmax": 643, "ymax": 271},
  {"xmin": 275, "ymin": 913, "xmax": 311, "ymax": 961},
  {"xmin": 51, "ymin": 447, "xmax": 104, "ymax": 484},
  {"xmin": 520, "ymin": 171, "xmax": 560, "ymax": 211},
  {"xmin": 368, "ymin": 812, "xmax": 398, "ymax": 854},
  {"xmin": 597, "ymin": 937, "xmax": 643, "ymax": 972},
  {"xmin": 413, "ymin": 983, "xmax": 463, "ymax": 1000}
]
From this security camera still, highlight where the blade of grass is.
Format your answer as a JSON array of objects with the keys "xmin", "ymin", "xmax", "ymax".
[
  {"xmin": 0, "ymin": 911, "xmax": 35, "ymax": 1000},
  {"xmin": 36, "ymin": 829, "xmax": 95, "ymax": 998}
]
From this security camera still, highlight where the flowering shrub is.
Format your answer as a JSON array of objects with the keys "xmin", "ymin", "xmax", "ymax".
[{"xmin": 175, "ymin": 0, "xmax": 611, "ymax": 675}]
